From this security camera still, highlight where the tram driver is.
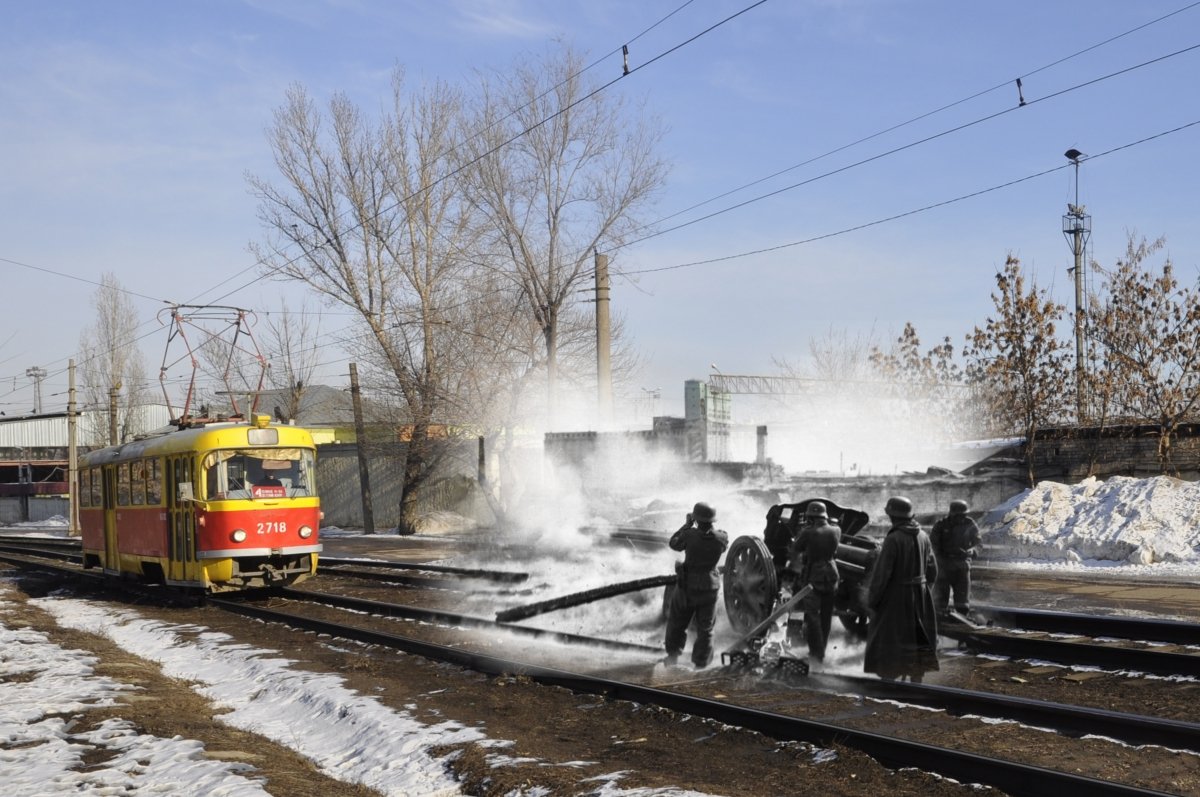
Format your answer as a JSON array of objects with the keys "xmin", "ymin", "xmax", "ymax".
[{"xmin": 251, "ymin": 460, "xmax": 288, "ymax": 497}]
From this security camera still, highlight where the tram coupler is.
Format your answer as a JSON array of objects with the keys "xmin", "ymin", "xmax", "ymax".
[{"xmin": 262, "ymin": 563, "xmax": 287, "ymax": 583}]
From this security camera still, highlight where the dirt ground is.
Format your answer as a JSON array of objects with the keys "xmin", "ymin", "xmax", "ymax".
[
  {"xmin": 5, "ymin": 567, "xmax": 983, "ymax": 797},
  {"xmin": 4, "ymin": 536, "xmax": 1200, "ymax": 796}
]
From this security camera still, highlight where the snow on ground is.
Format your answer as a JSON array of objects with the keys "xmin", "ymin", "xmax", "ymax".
[
  {"xmin": 0, "ymin": 576, "xmax": 726, "ymax": 796},
  {"xmin": 0, "ymin": 579, "xmax": 278, "ymax": 796},
  {"xmin": 982, "ymin": 475, "xmax": 1200, "ymax": 570}
]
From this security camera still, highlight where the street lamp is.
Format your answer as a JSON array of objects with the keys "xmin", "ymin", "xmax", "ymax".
[
  {"xmin": 640, "ymin": 387, "xmax": 660, "ymax": 422},
  {"xmin": 709, "ymin": 363, "xmax": 725, "ymax": 393}
]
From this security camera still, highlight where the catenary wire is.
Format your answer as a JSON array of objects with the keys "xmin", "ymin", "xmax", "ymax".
[
  {"xmin": 616, "ymin": 42, "xmax": 1200, "ymax": 251},
  {"xmin": 622, "ymin": 119, "xmax": 1200, "ymax": 276},
  {"xmin": 637, "ymin": 1, "xmax": 1200, "ymax": 230}
]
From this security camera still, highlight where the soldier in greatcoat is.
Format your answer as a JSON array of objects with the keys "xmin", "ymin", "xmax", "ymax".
[{"xmin": 863, "ymin": 496, "xmax": 940, "ymax": 682}]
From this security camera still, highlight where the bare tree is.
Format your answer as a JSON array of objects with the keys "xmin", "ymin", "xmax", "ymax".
[
  {"xmin": 248, "ymin": 72, "xmax": 479, "ymax": 533},
  {"xmin": 869, "ymin": 321, "xmax": 974, "ymax": 441},
  {"xmin": 262, "ymin": 300, "xmax": 323, "ymax": 422},
  {"xmin": 806, "ymin": 326, "xmax": 880, "ymax": 385},
  {"xmin": 769, "ymin": 328, "xmax": 879, "ymax": 415},
  {"xmin": 1089, "ymin": 234, "xmax": 1200, "ymax": 472},
  {"xmin": 461, "ymin": 46, "xmax": 668, "ymax": 426},
  {"xmin": 77, "ymin": 273, "xmax": 152, "ymax": 445},
  {"xmin": 964, "ymin": 255, "xmax": 1073, "ymax": 484}
]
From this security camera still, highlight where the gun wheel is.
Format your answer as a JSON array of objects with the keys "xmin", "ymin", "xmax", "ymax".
[{"xmin": 722, "ymin": 535, "xmax": 778, "ymax": 634}]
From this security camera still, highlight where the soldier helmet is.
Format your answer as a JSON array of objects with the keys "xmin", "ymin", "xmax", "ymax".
[
  {"xmin": 949, "ymin": 499, "xmax": 969, "ymax": 514},
  {"xmin": 692, "ymin": 502, "xmax": 716, "ymax": 523},
  {"xmin": 804, "ymin": 501, "xmax": 828, "ymax": 519},
  {"xmin": 884, "ymin": 496, "xmax": 914, "ymax": 519}
]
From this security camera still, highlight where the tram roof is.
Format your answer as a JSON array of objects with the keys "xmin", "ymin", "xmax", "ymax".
[{"xmin": 80, "ymin": 419, "xmax": 316, "ymax": 466}]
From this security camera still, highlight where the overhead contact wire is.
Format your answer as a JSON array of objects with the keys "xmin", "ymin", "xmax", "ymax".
[{"xmin": 624, "ymin": 119, "xmax": 1200, "ymax": 275}]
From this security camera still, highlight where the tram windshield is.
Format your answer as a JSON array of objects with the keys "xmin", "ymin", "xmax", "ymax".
[{"xmin": 202, "ymin": 448, "xmax": 316, "ymax": 500}]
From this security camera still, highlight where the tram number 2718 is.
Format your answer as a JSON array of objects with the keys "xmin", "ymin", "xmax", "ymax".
[{"xmin": 257, "ymin": 522, "xmax": 289, "ymax": 535}]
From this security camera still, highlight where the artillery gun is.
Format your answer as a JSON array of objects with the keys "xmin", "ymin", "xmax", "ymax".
[{"xmin": 722, "ymin": 498, "xmax": 880, "ymax": 645}]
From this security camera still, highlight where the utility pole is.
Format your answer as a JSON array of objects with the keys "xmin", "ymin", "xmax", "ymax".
[
  {"xmin": 1062, "ymin": 148, "xmax": 1091, "ymax": 424},
  {"xmin": 594, "ymin": 250, "xmax": 613, "ymax": 427},
  {"xmin": 348, "ymin": 363, "xmax": 375, "ymax": 534},
  {"xmin": 108, "ymin": 383, "xmax": 122, "ymax": 445},
  {"xmin": 26, "ymin": 366, "xmax": 47, "ymax": 414},
  {"xmin": 68, "ymin": 360, "xmax": 80, "ymax": 535}
]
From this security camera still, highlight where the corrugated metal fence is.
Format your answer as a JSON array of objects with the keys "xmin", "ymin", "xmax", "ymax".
[{"xmin": 316, "ymin": 442, "xmax": 496, "ymax": 530}]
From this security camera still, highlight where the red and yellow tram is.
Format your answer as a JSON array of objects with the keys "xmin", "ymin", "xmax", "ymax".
[{"xmin": 78, "ymin": 414, "xmax": 321, "ymax": 593}]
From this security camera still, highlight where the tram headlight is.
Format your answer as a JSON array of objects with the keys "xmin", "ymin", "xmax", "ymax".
[
  {"xmin": 230, "ymin": 529, "xmax": 247, "ymax": 543},
  {"xmin": 298, "ymin": 525, "xmax": 314, "ymax": 539}
]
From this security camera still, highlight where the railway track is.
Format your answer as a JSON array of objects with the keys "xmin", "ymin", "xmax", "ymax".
[
  {"xmin": 977, "ymin": 604, "xmax": 1200, "ymax": 646},
  {"xmin": 939, "ymin": 620, "xmax": 1200, "ymax": 678},
  {"xmin": 319, "ymin": 554, "xmax": 1200, "ymax": 676},
  {"xmin": 320, "ymin": 556, "xmax": 529, "ymax": 582},
  {"xmin": 208, "ymin": 590, "xmax": 1193, "ymax": 796},
  {"xmin": 268, "ymin": 587, "xmax": 1200, "ymax": 751},
  {"xmin": 3, "ymin": 538, "xmax": 1196, "ymax": 674},
  {"xmin": 3, "ymin": 543, "xmax": 1199, "ymax": 795},
  {"xmin": 0, "ymin": 535, "xmax": 83, "ymax": 563}
]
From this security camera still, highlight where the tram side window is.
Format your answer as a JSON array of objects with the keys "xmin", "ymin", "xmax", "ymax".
[
  {"xmin": 78, "ymin": 469, "xmax": 91, "ymax": 508},
  {"xmin": 116, "ymin": 463, "xmax": 131, "ymax": 506},
  {"xmin": 173, "ymin": 458, "xmax": 194, "ymax": 502},
  {"xmin": 131, "ymin": 461, "xmax": 147, "ymax": 505},
  {"xmin": 90, "ymin": 468, "xmax": 102, "ymax": 506},
  {"xmin": 146, "ymin": 459, "xmax": 162, "ymax": 504}
]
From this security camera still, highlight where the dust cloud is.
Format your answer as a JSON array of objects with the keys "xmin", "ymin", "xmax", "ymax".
[
  {"xmin": 723, "ymin": 391, "xmax": 973, "ymax": 476},
  {"xmin": 434, "ymin": 383, "xmax": 985, "ymax": 669}
]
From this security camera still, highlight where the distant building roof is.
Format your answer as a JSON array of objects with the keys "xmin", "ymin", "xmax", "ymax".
[
  {"xmin": 255, "ymin": 384, "xmax": 358, "ymax": 427},
  {"xmin": 0, "ymin": 406, "xmax": 173, "ymax": 449}
]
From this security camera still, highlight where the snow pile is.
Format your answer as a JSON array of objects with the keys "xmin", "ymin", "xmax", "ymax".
[
  {"xmin": 6, "ymin": 514, "xmax": 68, "ymax": 529},
  {"xmin": 982, "ymin": 475, "xmax": 1200, "ymax": 565},
  {"xmin": 411, "ymin": 510, "xmax": 480, "ymax": 535}
]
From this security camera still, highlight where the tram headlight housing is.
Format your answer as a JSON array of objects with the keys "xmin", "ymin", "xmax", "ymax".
[
  {"xmin": 230, "ymin": 529, "xmax": 247, "ymax": 543},
  {"xmin": 298, "ymin": 525, "xmax": 314, "ymax": 539}
]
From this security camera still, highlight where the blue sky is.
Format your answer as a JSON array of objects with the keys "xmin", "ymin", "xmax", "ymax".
[{"xmin": 2, "ymin": 1, "xmax": 1199, "ymax": 423}]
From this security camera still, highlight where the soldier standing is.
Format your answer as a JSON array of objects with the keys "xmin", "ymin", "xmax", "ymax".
[
  {"xmin": 664, "ymin": 502, "xmax": 729, "ymax": 669},
  {"xmin": 864, "ymin": 496, "xmax": 939, "ymax": 683},
  {"xmin": 930, "ymin": 499, "xmax": 982, "ymax": 617},
  {"xmin": 785, "ymin": 501, "xmax": 842, "ymax": 663}
]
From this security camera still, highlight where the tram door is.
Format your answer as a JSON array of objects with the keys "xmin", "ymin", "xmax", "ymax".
[
  {"xmin": 166, "ymin": 456, "xmax": 196, "ymax": 583},
  {"xmin": 102, "ymin": 466, "xmax": 119, "ymax": 573}
]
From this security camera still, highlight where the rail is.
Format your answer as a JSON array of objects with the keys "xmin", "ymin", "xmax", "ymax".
[{"xmin": 211, "ymin": 597, "xmax": 1177, "ymax": 797}]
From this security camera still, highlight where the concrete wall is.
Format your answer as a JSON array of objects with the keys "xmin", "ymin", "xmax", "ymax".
[
  {"xmin": 0, "ymin": 496, "xmax": 68, "ymax": 525},
  {"xmin": 1028, "ymin": 425, "xmax": 1200, "ymax": 482}
]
